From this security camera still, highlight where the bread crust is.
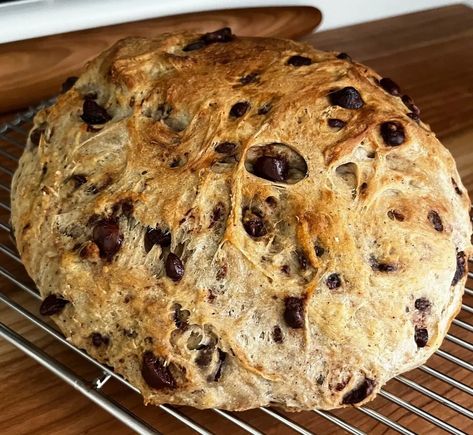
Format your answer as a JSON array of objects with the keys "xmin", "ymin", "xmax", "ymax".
[{"xmin": 11, "ymin": 31, "xmax": 472, "ymax": 411}]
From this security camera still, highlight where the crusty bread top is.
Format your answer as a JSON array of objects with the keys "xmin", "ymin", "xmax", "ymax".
[{"xmin": 11, "ymin": 28, "xmax": 472, "ymax": 411}]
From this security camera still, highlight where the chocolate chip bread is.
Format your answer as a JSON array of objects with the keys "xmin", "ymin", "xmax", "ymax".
[{"xmin": 11, "ymin": 28, "xmax": 472, "ymax": 411}]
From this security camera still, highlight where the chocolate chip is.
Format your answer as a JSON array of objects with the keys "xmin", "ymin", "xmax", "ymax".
[
  {"xmin": 335, "ymin": 380, "xmax": 349, "ymax": 391},
  {"xmin": 297, "ymin": 250, "xmax": 309, "ymax": 270},
  {"xmin": 173, "ymin": 305, "xmax": 190, "ymax": 329},
  {"xmin": 195, "ymin": 346, "xmax": 213, "ymax": 367},
  {"xmin": 30, "ymin": 128, "xmax": 44, "ymax": 147},
  {"xmin": 211, "ymin": 348, "xmax": 227, "ymax": 382},
  {"xmin": 415, "ymin": 297, "xmax": 431, "ymax": 312},
  {"xmin": 253, "ymin": 156, "xmax": 288, "ymax": 182},
  {"xmin": 141, "ymin": 351, "xmax": 176, "ymax": 389},
  {"xmin": 258, "ymin": 103, "xmax": 272, "ymax": 115},
  {"xmin": 61, "ymin": 76, "xmax": 78, "ymax": 93},
  {"xmin": 165, "ymin": 253, "xmax": 185, "ymax": 281},
  {"xmin": 281, "ymin": 265, "xmax": 290, "ymax": 275},
  {"xmin": 144, "ymin": 226, "xmax": 171, "ymax": 252},
  {"xmin": 402, "ymin": 95, "xmax": 420, "ymax": 116},
  {"xmin": 326, "ymin": 273, "xmax": 341, "ymax": 289},
  {"xmin": 81, "ymin": 99, "xmax": 111, "ymax": 125},
  {"xmin": 215, "ymin": 142, "xmax": 237, "ymax": 154},
  {"xmin": 287, "ymin": 55, "xmax": 312, "ymax": 66},
  {"xmin": 451, "ymin": 178, "xmax": 462, "ymax": 195},
  {"xmin": 379, "ymin": 77, "xmax": 401, "ymax": 96},
  {"xmin": 265, "ymin": 196, "xmax": 277, "ymax": 208},
  {"xmin": 452, "ymin": 251, "xmax": 466, "ymax": 286},
  {"xmin": 427, "ymin": 210, "xmax": 443, "ymax": 232},
  {"xmin": 272, "ymin": 325, "xmax": 284, "ymax": 343},
  {"xmin": 242, "ymin": 210, "xmax": 267, "ymax": 237},
  {"xmin": 92, "ymin": 218, "xmax": 123, "ymax": 261},
  {"xmin": 380, "ymin": 121, "xmax": 405, "ymax": 146},
  {"xmin": 342, "ymin": 378, "xmax": 376, "ymax": 404},
  {"xmin": 414, "ymin": 327, "xmax": 428, "ymax": 348},
  {"xmin": 42, "ymin": 164, "xmax": 48, "ymax": 176},
  {"xmin": 387, "ymin": 209, "xmax": 405, "ymax": 221},
  {"xmin": 407, "ymin": 112, "xmax": 420, "ymax": 122},
  {"xmin": 283, "ymin": 297, "xmax": 305, "ymax": 329},
  {"xmin": 91, "ymin": 332, "xmax": 109, "ymax": 347},
  {"xmin": 329, "ymin": 87, "xmax": 364, "ymax": 109},
  {"xmin": 39, "ymin": 294, "xmax": 69, "ymax": 316},
  {"xmin": 120, "ymin": 199, "xmax": 134, "ymax": 218},
  {"xmin": 336, "ymin": 52, "xmax": 351, "ymax": 61},
  {"xmin": 229, "ymin": 101, "xmax": 250, "ymax": 118},
  {"xmin": 314, "ymin": 243, "xmax": 325, "ymax": 257},
  {"xmin": 209, "ymin": 202, "xmax": 225, "ymax": 228},
  {"xmin": 183, "ymin": 40, "xmax": 206, "ymax": 52},
  {"xmin": 370, "ymin": 258, "xmax": 397, "ymax": 272},
  {"xmin": 71, "ymin": 174, "xmax": 87, "ymax": 188},
  {"xmin": 328, "ymin": 118, "xmax": 346, "ymax": 129},
  {"xmin": 240, "ymin": 73, "xmax": 259, "ymax": 84},
  {"xmin": 202, "ymin": 27, "xmax": 233, "ymax": 44}
]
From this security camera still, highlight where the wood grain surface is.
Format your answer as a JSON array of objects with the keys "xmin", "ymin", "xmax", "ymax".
[
  {"xmin": 1, "ymin": 4, "xmax": 472, "ymax": 435},
  {"xmin": 0, "ymin": 6, "xmax": 321, "ymax": 115}
]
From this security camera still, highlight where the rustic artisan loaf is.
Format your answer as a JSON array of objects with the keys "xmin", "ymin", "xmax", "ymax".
[{"xmin": 11, "ymin": 28, "xmax": 472, "ymax": 411}]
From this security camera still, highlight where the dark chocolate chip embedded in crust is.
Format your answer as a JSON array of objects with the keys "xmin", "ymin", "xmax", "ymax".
[
  {"xmin": 370, "ymin": 258, "xmax": 397, "ymax": 272},
  {"xmin": 342, "ymin": 378, "xmax": 376, "ymax": 404},
  {"xmin": 415, "ymin": 297, "xmax": 431, "ymax": 312},
  {"xmin": 93, "ymin": 218, "xmax": 123, "ymax": 261},
  {"xmin": 452, "ymin": 251, "xmax": 466, "ymax": 286},
  {"xmin": 272, "ymin": 325, "xmax": 284, "ymax": 343},
  {"xmin": 336, "ymin": 52, "xmax": 352, "ymax": 61},
  {"xmin": 415, "ymin": 326, "xmax": 429, "ymax": 348},
  {"xmin": 165, "ymin": 252, "xmax": 185, "ymax": 281},
  {"xmin": 61, "ymin": 76, "xmax": 78, "ymax": 93},
  {"xmin": 283, "ymin": 296, "xmax": 305, "ymax": 329},
  {"xmin": 240, "ymin": 72, "xmax": 259, "ymax": 85},
  {"xmin": 287, "ymin": 55, "xmax": 312, "ymax": 66},
  {"xmin": 91, "ymin": 332, "xmax": 109, "ymax": 347},
  {"xmin": 144, "ymin": 226, "xmax": 171, "ymax": 252},
  {"xmin": 71, "ymin": 174, "xmax": 87, "ymax": 188},
  {"xmin": 173, "ymin": 305, "xmax": 190, "ymax": 329},
  {"xmin": 215, "ymin": 142, "xmax": 237, "ymax": 154},
  {"xmin": 329, "ymin": 87, "xmax": 364, "ymax": 109},
  {"xmin": 40, "ymin": 294, "xmax": 69, "ymax": 316},
  {"xmin": 229, "ymin": 101, "xmax": 250, "ymax": 118},
  {"xmin": 407, "ymin": 112, "xmax": 420, "ymax": 122},
  {"xmin": 402, "ymin": 95, "xmax": 421, "ymax": 116},
  {"xmin": 253, "ymin": 155, "xmax": 289, "ymax": 182},
  {"xmin": 328, "ymin": 118, "xmax": 346, "ymax": 129},
  {"xmin": 183, "ymin": 40, "xmax": 206, "ymax": 52},
  {"xmin": 427, "ymin": 210, "xmax": 443, "ymax": 232},
  {"xmin": 258, "ymin": 103, "xmax": 272, "ymax": 115},
  {"xmin": 242, "ymin": 208, "xmax": 267, "ymax": 238},
  {"xmin": 213, "ymin": 348, "xmax": 227, "ymax": 381},
  {"xmin": 297, "ymin": 250, "xmax": 309, "ymax": 270},
  {"xmin": 387, "ymin": 209, "xmax": 405, "ymax": 221},
  {"xmin": 30, "ymin": 128, "xmax": 44, "ymax": 147},
  {"xmin": 81, "ymin": 99, "xmax": 111, "ymax": 125},
  {"xmin": 141, "ymin": 351, "xmax": 176, "ymax": 389},
  {"xmin": 326, "ymin": 273, "xmax": 341, "ymax": 289},
  {"xmin": 379, "ymin": 77, "xmax": 401, "ymax": 96},
  {"xmin": 380, "ymin": 121, "xmax": 405, "ymax": 146},
  {"xmin": 202, "ymin": 27, "xmax": 233, "ymax": 44},
  {"xmin": 314, "ymin": 243, "xmax": 325, "ymax": 257},
  {"xmin": 195, "ymin": 346, "xmax": 213, "ymax": 367}
]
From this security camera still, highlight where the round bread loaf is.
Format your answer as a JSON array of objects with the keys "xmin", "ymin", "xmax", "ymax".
[{"xmin": 11, "ymin": 29, "xmax": 472, "ymax": 411}]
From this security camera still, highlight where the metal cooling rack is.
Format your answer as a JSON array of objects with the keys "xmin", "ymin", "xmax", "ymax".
[{"xmin": 0, "ymin": 100, "xmax": 472, "ymax": 434}]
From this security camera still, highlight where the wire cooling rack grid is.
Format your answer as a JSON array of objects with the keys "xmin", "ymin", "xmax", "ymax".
[{"xmin": 0, "ymin": 100, "xmax": 472, "ymax": 435}]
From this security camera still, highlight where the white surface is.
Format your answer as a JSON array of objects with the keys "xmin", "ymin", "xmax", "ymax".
[{"xmin": 0, "ymin": 0, "xmax": 471, "ymax": 43}]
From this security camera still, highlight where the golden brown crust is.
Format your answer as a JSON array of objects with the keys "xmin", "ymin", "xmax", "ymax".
[{"xmin": 11, "ymin": 30, "xmax": 472, "ymax": 411}]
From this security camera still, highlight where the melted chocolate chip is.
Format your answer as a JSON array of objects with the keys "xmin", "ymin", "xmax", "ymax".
[
  {"xmin": 165, "ymin": 253, "xmax": 185, "ymax": 281},
  {"xmin": 287, "ymin": 55, "xmax": 312, "ymax": 66},
  {"xmin": 342, "ymin": 379, "xmax": 376, "ymax": 404},
  {"xmin": 253, "ymin": 156, "xmax": 288, "ymax": 182},
  {"xmin": 215, "ymin": 142, "xmax": 237, "ymax": 154},
  {"xmin": 91, "ymin": 332, "xmax": 109, "ymax": 347},
  {"xmin": 379, "ymin": 77, "xmax": 401, "ymax": 96},
  {"xmin": 314, "ymin": 243, "xmax": 325, "ymax": 257},
  {"xmin": 202, "ymin": 27, "xmax": 233, "ymax": 44},
  {"xmin": 402, "ymin": 95, "xmax": 420, "ymax": 116},
  {"xmin": 213, "ymin": 348, "xmax": 227, "ymax": 381},
  {"xmin": 173, "ymin": 305, "xmax": 190, "ymax": 329},
  {"xmin": 370, "ymin": 258, "xmax": 397, "ymax": 272},
  {"xmin": 297, "ymin": 250, "xmax": 309, "ymax": 270},
  {"xmin": 407, "ymin": 112, "xmax": 420, "ymax": 122},
  {"xmin": 81, "ymin": 99, "xmax": 111, "ymax": 125},
  {"xmin": 452, "ymin": 251, "xmax": 466, "ymax": 286},
  {"xmin": 141, "ymin": 351, "xmax": 176, "ymax": 389},
  {"xmin": 283, "ymin": 297, "xmax": 305, "ymax": 329},
  {"xmin": 414, "ymin": 327, "xmax": 429, "ymax": 348},
  {"xmin": 71, "ymin": 174, "xmax": 87, "ymax": 188},
  {"xmin": 336, "ymin": 52, "xmax": 352, "ymax": 61},
  {"xmin": 195, "ymin": 346, "xmax": 213, "ymax": 367},
  {"xmin": 415, "ymin": 297, "xmax": 431, "ymax": 312},
  {"xmin": 120, "ymin": 199, "xmax": 134, "ymax": 218},
  {"xmin": 30, "ymin": 128, "xmax": 44, "ymax": 147},
  {"xmin": 380, "ymin": 121, "xmax": 405, "ymax": 146},
  {"xmin": 93, "ymin": 219, "xmax": 123, "ymax": 261},
  {"xmin": 326, "ymin": 273, "xmax": 341, "ymax": 289},
  {"xmin": 329, "ymin": 87, "xmax": 364, "ymax": 109},
  {"xmin": 258, "ymin": 103, "xmax": 272, "ymax": 115},
  {"xmin": 209, "ymin": 202, "xmax": 225, "ymax": 228},
  {"xmin": 61, "ymin": 76, "xmax": 78, "ymax": 93},
  {"xmin": 272, "ymin": 325, "xmax": 284, "ymax": 343},
  {"xmin": 183, "ymin": 40, "xmax": 206, "ymax": 52},
  {"xmin": 427, "ymin": 210, "xmax": 443, "ymax": 232},
  {"xmin": 242, "ymin": 212, "xmax": 267, "ymax": 238},
  {"xmin": 144, "ymin": 226, "xmax": 171, "ymax": 252},
  {"xmin": 240, "ymin": 73, "xmax": 259, "ymax": 85},
  {"xmin": 229, "ymin": 101, "xmax": 250, "ymax": 118},
  {"xmin": 387, "ymin": 209, "xmax": 405, "ymax": 221},
  {"xmin": 39, "ymin": 294, "xmax": 69, "ymax": 316},
  {"xmin": 328, "ymin": 118, "xmax": 346, "ymax": 129}
]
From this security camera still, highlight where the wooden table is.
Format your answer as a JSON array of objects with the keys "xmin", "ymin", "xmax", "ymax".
[{"xmin": 0, "ymin": 4, "xmax": 472, "ymax": 434}]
